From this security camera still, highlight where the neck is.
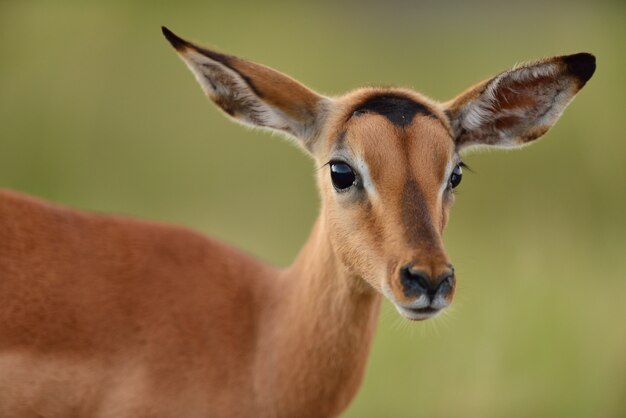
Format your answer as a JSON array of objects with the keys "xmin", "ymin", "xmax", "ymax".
[{"xmin": 253, "ymin": 215, "xmax": 381, "ymax": 417}]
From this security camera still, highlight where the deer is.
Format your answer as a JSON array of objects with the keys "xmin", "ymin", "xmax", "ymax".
[{"xmin": 0, "ymin": 26, "xmax": 595, "ymax": 418}]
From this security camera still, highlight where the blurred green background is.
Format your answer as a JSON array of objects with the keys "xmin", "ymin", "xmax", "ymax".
[{"xmin": 1, "ymin": 0, "xmax": 624, "ymax": 416}]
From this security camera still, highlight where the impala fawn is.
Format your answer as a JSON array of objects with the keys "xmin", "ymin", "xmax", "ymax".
[{"xmin": 0, "ymin": 27, "xmax": 595, "ymax": 417}]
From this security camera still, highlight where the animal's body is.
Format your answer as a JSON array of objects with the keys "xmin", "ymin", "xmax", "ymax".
[
  {"xmin": 0, "ymin": 27, "xmax": 594, "ymax": 417},
  {"xmin": 0, "ymin": 190, "xmax": 371, "ymax": 417}
]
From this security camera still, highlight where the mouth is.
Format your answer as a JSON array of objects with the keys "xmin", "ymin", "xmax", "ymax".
[
  {"xmin": 394, "ymin": 305, "xmax": 442, "ymax": 321},
  {"xmin": 381, "ymin": 280, "xmax": 449, "ymax": 321}
]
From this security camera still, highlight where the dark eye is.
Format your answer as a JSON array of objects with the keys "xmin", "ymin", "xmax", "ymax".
[
  {"xmin": 330, "ymin": 162, "xmax": 356, "ymax": 191},
  {"xmin": 449, "ymin": 164, "xmax": 463, "ymax": 189}
]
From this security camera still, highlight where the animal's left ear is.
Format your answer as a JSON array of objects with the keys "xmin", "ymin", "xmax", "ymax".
[
  {"xmin": 162, "ymin": 27, "xmax": 330, "ymax": 151},
  {"xmin": 444, "ymin": 53, "xmax": 595, "ymax": 151}
]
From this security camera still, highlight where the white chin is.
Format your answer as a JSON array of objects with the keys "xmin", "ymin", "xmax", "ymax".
[{"xmin": 394, "ymin": 305, "xmax": 442, "ymax": 321}]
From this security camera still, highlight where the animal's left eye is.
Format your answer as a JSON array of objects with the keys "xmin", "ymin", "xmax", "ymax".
[{"xmin": 448, "ymin": 164, "xmax": 463, "ymax": 189}]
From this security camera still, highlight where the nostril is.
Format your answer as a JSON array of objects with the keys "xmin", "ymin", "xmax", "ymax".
[
  {"xmin": 399, "ymin": 265, "xmax": 431, "ymax": 298},
  {"xmin": 434, "ymin": 271, "xmax": 455, "ymax": 297}
]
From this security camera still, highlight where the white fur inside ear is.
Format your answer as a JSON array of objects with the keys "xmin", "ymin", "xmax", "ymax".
[
  {"xmin": 454, "ymin": 59, "xmax": 578, "ymax": 149},
  {"xmin": 178, "ymin": 49, "xmax": 294, "ymax": 134},
  {"xmin": 462, "ymin": 61, "xmax": 559, "ymax": 132}
]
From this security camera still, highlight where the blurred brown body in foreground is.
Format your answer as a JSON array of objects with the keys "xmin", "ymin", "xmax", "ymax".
[{"xmin": 0, "ymin": 27, "xmax": 594, "ymax": 417}]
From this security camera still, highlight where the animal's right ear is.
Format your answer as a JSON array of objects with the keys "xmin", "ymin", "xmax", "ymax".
[{"xmin": 162, "ymin": 27, "xmax": 331, "ymax": 151}]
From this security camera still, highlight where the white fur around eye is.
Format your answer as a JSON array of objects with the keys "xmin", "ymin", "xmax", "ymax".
[
  {"xmin": 440, "ymin": 159, "xmax": 457, "ymax": 197},
  {"xmin": 354, "ymin": 157, "xmax": 378, "ymax": 200}
]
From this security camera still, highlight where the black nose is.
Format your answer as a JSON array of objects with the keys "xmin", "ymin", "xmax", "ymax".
[{"xmin": 400, "ymin": 264, "xmax": 455, "ymax": 299}]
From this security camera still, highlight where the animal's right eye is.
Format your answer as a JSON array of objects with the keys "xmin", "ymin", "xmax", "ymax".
[{"xmin": 330, "ymin": 162, "xmax": 356, "ymax": 191}]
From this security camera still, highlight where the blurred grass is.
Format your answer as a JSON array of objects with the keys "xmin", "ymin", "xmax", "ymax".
[{"xmin": 0, "ymin": 1, "xmax": 624, "ymax": 417}]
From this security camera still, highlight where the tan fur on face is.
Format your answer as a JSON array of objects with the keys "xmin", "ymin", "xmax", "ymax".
[{"xmin": 317, "ymin": 88, "xmax": 455, "ymax": 302}]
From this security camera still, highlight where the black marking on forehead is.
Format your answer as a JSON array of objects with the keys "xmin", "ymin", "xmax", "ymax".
[
  {"xmin": 401, "ymin": 180, "xmax": 439, "ymax": 248},
  {"xmin": 351, "ymin": 94, "xmax": 439, "ymax": 128}
]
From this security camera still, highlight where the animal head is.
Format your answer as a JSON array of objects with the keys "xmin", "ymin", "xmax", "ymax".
[{"xmin": 162, "ymin": 27, "xmax": 595, "ymax": 320}]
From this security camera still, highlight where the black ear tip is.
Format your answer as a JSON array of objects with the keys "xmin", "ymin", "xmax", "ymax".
[
  {"xmin": 563, "ymin": 52, "xmax": 596, "ymax": 85},
  {"xmin": 161, "ymin": 26, "xmax": 188, "ymax": 51}
]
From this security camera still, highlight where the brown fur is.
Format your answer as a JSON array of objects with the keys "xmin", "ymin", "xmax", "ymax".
[
  {"xmin": 0, "ymin": 29, "xmax": 594, "ymax": 417},
  {"xmin": 0, "ymin": 190, "xmax": 378, "ymax": 417}
]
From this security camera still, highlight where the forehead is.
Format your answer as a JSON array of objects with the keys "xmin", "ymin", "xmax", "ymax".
[{"xmin": 327, "ymin": 91, "xmax": 455, "ymax": 176}]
